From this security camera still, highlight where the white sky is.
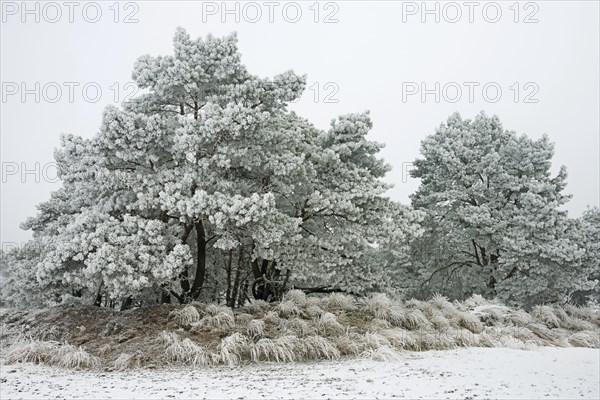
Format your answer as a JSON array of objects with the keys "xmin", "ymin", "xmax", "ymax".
[{"xmin": 1, "ymin": 0, "xmax": 599, "ymax": 246}]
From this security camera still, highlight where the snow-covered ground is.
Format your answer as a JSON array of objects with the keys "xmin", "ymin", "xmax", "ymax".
[{"xmin": 1, "ymin": 347, "xmax": 598, "ymax": 399}]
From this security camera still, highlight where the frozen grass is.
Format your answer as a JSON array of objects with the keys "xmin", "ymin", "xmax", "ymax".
[
  {"xmin": 169, "ymin": 305, "xmax": 200, "ymax": 326},
  {"xmin": 284, "ymin": 317, "xmax": 314, "ymax": 337},
  {"xmin": 193, "ymin": 310, "xmax": 235, "ymax": 332},
  {"xmin": 362, "ymin": 345, "xmax": 403, "ymax": 361},
  {"xmin": 214, "ymin": 333, "xmax": 249, "ymax": 366},
  {"xmin": 251, "ymin": 337, "xmax": 297, "ymax": 363},
  {"xmin": 299, "ymin": 335, "xmax": 340, "ymax": 360},
  {"xmin": 246, "ymin": 319, "xmax": 265, "ymax": 338},
  {"xmin": 113, "ymin": 351, "xmax": 142, "ymax": 370},
  {"xmin": 2, "ymin": 293, "xmax": 598, "ymax": 370},
  {"xmin": 52, "ymin": 344, "xmax": 101, "ymax": 369},
  {"xmin": 324, "ymin": 293, "xmax": 356, "ymax": 311},
  {"xmin": 4, "ymin": 339, "xmax": 100, "ymax": 369},
  {"xmin": 284, "ymin": 289, "xmax": 307, "ymax": 306},
  {"xmin": 277, "ymin": 300, "xmax": 301, "ymax": 318},
  {"xmin": 532, "ymin": 305, "xmax": 561, "ymax": 328},
  {"xmin": 317, "ymin": 312, "xmax": 345, "ymax": 335}
]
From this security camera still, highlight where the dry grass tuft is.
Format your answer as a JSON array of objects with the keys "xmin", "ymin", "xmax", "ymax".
[
  {"xmin": 52, "ymin": 344, "xmax": 101, "ymax": 369},
  {"xmin": 299, "ymin": 335, "xmax": 340, "ymax": 360},
  {"xmin": 401, "ymin": 309, "xmax": 431, "ymax": 330},
  {"xmin": 214, "ymin": 333, "xmax": 249, "ymax": 365},
  {"xmin": 284, "ymin": 317, "xmax": 314, "ymax": 337},
  {"xmin": 250, "ymin": 337, "xmax": 297, "ymax": 363},
  {"xmin": 277, "ymin": 300, "xmax": 301, "ymax": 318},
  {"xmin": 304, "ymin": 304, "xmax": 326, "ymax": 318},
  {"xmin": 264, "ymin": 310, "xmax": 282, "ymax": 325},
  {"xmin": 317, "ymin": 312, "xmax": 345, "ymax": 335},
  {"xmin": 4, "ymin": 339, "xmax": 59, "ymax": 365},
  {"xmin": 246, "ymin": 319, "xmax": 265, "ymax": 338},
  {"xmin": 325, "ymin": 293, "xmax": 356, "ymax": 311},
  {"xmin": 362, "ymin": 346, "xmax": 403, "ymax": 362},
  {"xmin": 235, "ymin": 313, "xmax": 254, "ymax": 326},
  {"xmin": 113, "ymin": 351, "xmax": 143, "ymax": 370},
  {"xmin": 243, "ymin": 300, "xmax": 271, "ymax": 314},
  {"xmin": 532, "ymin": 305, "xmax": 561, "ymax": 328},
  {"xmin": 169, "ymin": 305, "xmax": 200, "ymax": 326},
  {"xmin": 363, "ymin": 294, "xmax": 404, "ymax": 326},
  {"xmin": 4, "ymin": 339, "xmax": 100, "ymax": 369},
  {"xmin": 194, "ymin": 311, "xmax": 235, "ymax": 332},
  {"xmin": 568, "ymin": 331, "xmax": 600, "ymax": 348},
  {"xmin": 284, "ymin": 289, "xmax": 308, "ymax": 306},
  {"xmin": 334, "ymin": 334, "xmax": 364, "ymax": 356}
]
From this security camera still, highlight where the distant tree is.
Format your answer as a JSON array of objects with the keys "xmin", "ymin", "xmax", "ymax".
[{"xmin": 409, "ymin": 112, "xmax": 594, "ymax": 306}]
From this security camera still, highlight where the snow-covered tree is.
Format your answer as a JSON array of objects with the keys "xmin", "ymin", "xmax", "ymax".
[
  {"xmin": 2, "ymin": 28, "xmax": 421, "ymax": 307},
  {"xmin": 408, "ymin": 112, "xmax": 594, "ymax": 306}
]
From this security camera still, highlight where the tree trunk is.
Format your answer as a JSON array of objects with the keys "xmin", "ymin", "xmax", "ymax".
[
  {"xmin": 120, "ymin": 296, "xmax": 133, "ymax": 311},
  {"xmin": 229, "ymin": 247, "xmax": 244, "ymax": 308},
  {"xmin": 160, "ymin": 291, "xmax": 171, "ymax": 304},
  {"xmin": 93, "ymin": 281, "xmax": 103, "ymax": 307},
  {"xmin": 226, "ymin": 249, "xmax": 233, "ymax": 306},
  {"xmin": 190, "ymin": 220, "xmax": 206, "ymax": 300},
  {"xmin": 179, "ymin": 224, "xmax": 194, "ymax": 294},
  {"xmin": 237, "ymin": 280, "xmax": 248, "ymax": 308}
]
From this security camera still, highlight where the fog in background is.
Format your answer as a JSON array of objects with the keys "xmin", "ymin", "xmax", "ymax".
[{"xmin": 1, "ymin": 0, "xmax": 599, "ymax": 245}]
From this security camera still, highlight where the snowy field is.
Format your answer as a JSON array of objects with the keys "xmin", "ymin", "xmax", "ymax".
[{"xmin": 1, "ymin": 347, "xmax": 598, "ymax": 399}]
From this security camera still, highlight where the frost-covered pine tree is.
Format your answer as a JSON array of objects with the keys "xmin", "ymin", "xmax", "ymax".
[
  {"xmin": 408, "ymin": 112, "xmax": 596, "ymax": 306},
  {"xmin": 2, "ymin": 29, "xmax": 422, "ymax": 308}
]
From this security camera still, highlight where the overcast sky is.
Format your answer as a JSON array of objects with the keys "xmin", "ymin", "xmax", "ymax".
[{"xmin": 1, "ymin": 0, "xmax": 599, "ymax": 246}]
